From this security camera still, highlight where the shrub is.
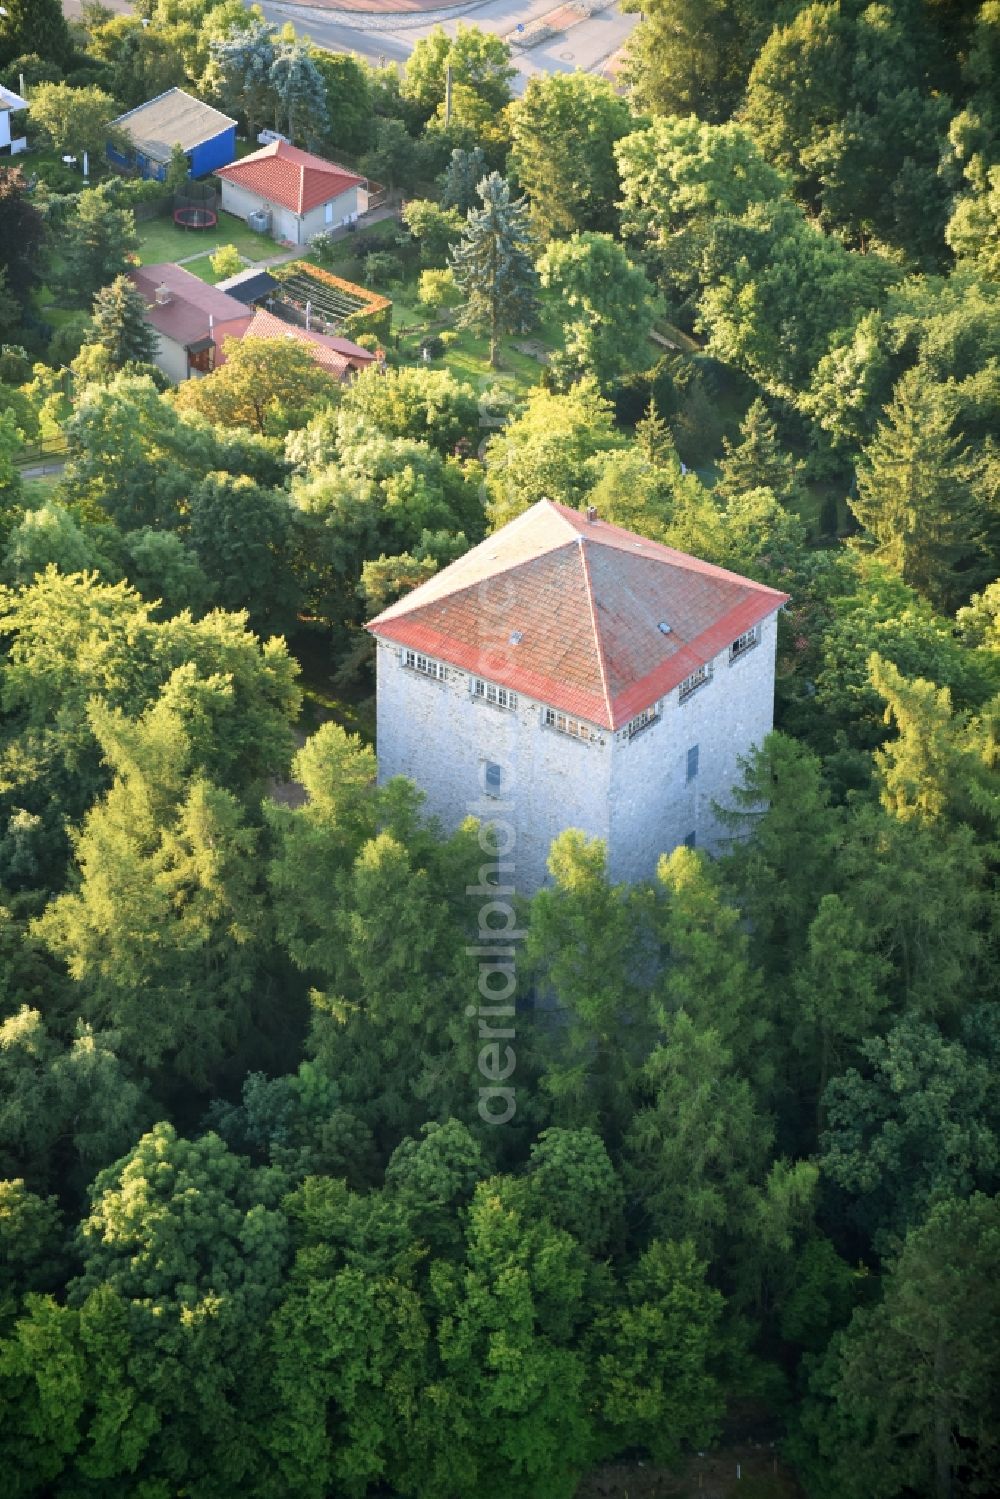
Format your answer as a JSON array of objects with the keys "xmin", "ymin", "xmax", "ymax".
[
  {"xmin": 210, "ymin": 245, "xmax": 243, "ymax": 280},
  {"xmin": 48, "ymin": 314, "xmax": 92, "ymax": 366},
  {"xmin": 364, "ymin": 250, "xmax": 402, "ymax": 286},
  {"xmin": 419, "ymin": 334, "xmax": 445, "ymax": 360},
  {"xmin": 309, "ymin": 232, "xmax": 339, "ymax": 268},
  {"xmin": 418, "ymin": 267, "xmax": 459, "ymax": 313}
]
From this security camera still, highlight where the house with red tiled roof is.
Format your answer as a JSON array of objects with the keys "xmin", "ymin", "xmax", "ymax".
[
  {"xmin": 214, "ymin": 142, "xmax": 368, "ymax": 245},
  {"xmin": 235, "ymin": 308, "xmax": 379, "ymax": 380},
  {"xmin": 367, "ymin": 499, "xmax": 789, "ymax": 889}
]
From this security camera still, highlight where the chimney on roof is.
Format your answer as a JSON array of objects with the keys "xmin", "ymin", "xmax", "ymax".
[
  {"xmin": 154, "ymin": 283, "xmax": 172, "ymax": 306},
  {"xmin": 209, "ymin": 314, "xmax": 214, "ymax": 332},
  {"xmin": 586, "ymin": 505, "xmax": 598, "ymax": 523}
]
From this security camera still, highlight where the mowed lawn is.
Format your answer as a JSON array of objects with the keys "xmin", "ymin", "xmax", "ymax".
[
  {"xmin": 391, "ymin": 279, "xmax": 565, "ymax": 397},
  {"xmin": 135, "ymin": 211, "xmax": 275, "ymax": 270}
]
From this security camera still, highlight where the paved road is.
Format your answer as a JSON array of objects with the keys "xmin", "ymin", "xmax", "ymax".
[
  {"xmin": 263, "ymin": 0, "xmax": 637, "ymax": 91},
  {"xmin": 62, "ymin": 0, "xmax": 635, "ymax": 93},
  {"xmin": 63, "ymin": 0, "xmax": 133, "ymax": 17}
]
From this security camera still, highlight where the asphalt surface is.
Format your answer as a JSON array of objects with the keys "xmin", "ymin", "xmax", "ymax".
[{"xmin": 61, "ymin": 0, "xmax": 636, "ymax": 93}]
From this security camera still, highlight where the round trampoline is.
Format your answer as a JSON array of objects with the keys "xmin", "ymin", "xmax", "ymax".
[{"xmin": 173, "ymin": 206, "xmax": 218, "ymax": 230}]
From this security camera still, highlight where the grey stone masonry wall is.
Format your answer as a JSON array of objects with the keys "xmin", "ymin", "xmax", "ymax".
[{"xmin": 374, "ymin": 606, "xmax": 780, "ymax": 892}]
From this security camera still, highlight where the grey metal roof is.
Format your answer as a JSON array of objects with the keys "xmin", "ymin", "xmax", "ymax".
[{"xmin": 112, "ymin": 88, "xmax": 236, "ymax": 164}]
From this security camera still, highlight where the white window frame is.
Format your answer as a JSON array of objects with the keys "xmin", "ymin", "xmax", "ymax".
[
  {"xmin": 473, "ymin": 677, "xmax": 518, "ymax": 712},
  {"xmin": 618, "ymin": 703, "xmax": 661, "ymax": 743},
  {"xmin": 729, "ymin": 625, "xmax": 760, "ymax": 663},
  {"xmin": 678, "ymin": 663, "xmax": 712, "ymax": 703},
  {"xmin": 403, "ymin": 649, "xmax": 449, "ymax": 682},
  {"xmin": 542, "ymin": 707, "xmax": 597, "ymax": 743}
]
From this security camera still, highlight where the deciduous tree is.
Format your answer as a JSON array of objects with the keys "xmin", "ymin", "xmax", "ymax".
[
  {"xmin": 509, "ymin": 73, "xmax": 633, "ymax": 242},
  {"xmin": 174, "ymin": 336, "xmax": 339, "ymax": 436},
  {"xmin": 538, "ymin": 232, "xmax": 657, "ymax": 390}
]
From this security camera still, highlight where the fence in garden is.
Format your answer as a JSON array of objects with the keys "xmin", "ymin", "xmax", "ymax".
[{"xmin": 14, "ymin": 433, "xmax": 69, "ymax": 470}]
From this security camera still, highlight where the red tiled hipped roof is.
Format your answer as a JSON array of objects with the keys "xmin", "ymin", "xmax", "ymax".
[
  {"xmin": 214, "ymin": 141, "xmax": 364, "ymax": 215},
  {"xmin": 366, "ymin": 501, "xmax": 789, "ymax": 730},
  {"xmin": 236, "ymin": 308, "xmax": 377, "ymax": 378}
]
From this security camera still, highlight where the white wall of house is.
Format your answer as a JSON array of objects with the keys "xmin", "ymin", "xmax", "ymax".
[
  {"xmin": 219, "ymin": 179, "xmax": 366, "ymax": 244},
  {"xmin": 374, "ymin": 608, "xmax": 781, "ymax": 892},
  {"xmin": 299, "ymin": 184, "xmax": 368, "ymax": 242},
  {"xmin": 149, "ymin": 314, "xmax": 250, "ymax": 383},
  {"xmin": 151, "ymin": 330, "xmax": 189, "ymax": 384}
]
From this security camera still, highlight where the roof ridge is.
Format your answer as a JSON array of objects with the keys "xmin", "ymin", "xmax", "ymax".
[
  {"xmin": 372, "ymin": 536, "xmax": 583, "ymax": 626},
  {"xmin": 576, "ymin": 534, "xmax": 615, "ymax": 729},
  {"xmin": 369, "ymin": 502, "xmax": 585, "ymax": 625}
]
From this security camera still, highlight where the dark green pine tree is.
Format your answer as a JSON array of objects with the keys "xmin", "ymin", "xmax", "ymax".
[
  {"xmin": 450, "ymin": 172, "xmax": 539, "ymax": 369},
  {"xmin": 88, "ymin": 275, "xmax": 158, "ymax": 372},
  {"xmin": 714, "ymin": 396, "xmax": 802, "ymax": 507},
  {"xmin": 0, "ymin": 0, "xmax": 72, "ymax": 72}
]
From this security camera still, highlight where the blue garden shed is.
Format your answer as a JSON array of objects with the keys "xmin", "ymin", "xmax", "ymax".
[{"xmin": 108, "ymin": 88, "xmax": 237, "ymax": 181}]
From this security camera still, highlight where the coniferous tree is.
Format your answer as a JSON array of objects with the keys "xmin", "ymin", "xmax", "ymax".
[
  {"xmin": 714, "ymin": 396, "xmax": 802, "ymax": 507},
  {"xmin": 86, "ymin": 275, "xmax": 158, "ymax": 373},
  {"xmin": 0, "ymin": 0, "xmax": 72, "ymax": 73},
  {"xmin": 450, "ymin": 173, "xmax": 539, "ymax": 368},
  {"xmin": 635, "ymin": 398, "xmax": 676, "ymax": 468},
  {"xmin": 440, "ymin": 146, "xmax": 487, "ymax": 214},
  {"xmin": 852, "ymin": 367, "xmax": 985, "ymax": 612},
  {"xmin": 270, "ymin": 41, "xmax": 328, "ymax": 146},
  {"xmin": 209, "ymin": 21, "xmax": 278, "ymax": 142},
  {"xmin": 58, "ymin": 186, "xmax": 140, "ymax": 308}
]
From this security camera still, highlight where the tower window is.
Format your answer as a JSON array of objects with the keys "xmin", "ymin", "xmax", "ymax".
[
  {"xmin": 403, "ymin": 649, "xmax": 448, "ymax": 681},
  {"xmin": 473, "ymin": 678, "xmax": 517, "ymax": 711},
  {"xmin": 687, "ymin": 744, "xmax": 699, "ymax": 781},
  {"xmin": 729, "ymin": 626, "xmax": 760, "ymax": 662},
  {"xmin": 678, "ymin": 664, "xmax": 712, "ymax": 703},
  {"xmin": 619, "ymin": 704, "xmax": 661, "ymax": 742},
  {"xmin": 483, "ymin": 760, "xmax": 504, "ymax": 793},
  {"xmin": 543, "ymin": 707, "xmax": 596, "ymax": 743},
  {"xmin": 684, "ymin": 831, "xmax": 697, "ymax": 849}
]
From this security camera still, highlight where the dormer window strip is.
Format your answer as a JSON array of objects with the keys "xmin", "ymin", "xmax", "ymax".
[
  {"xmin": 678, "ymin": 663, "xmax": 712, "ymax": 703},
  {"xmin": 618, "ymin": 703, "xmax": 662, "ymax": 742},
  {"xmin": 729, "ymin": 625, "xmax": 760, "ymax": 662},
  {"xmin": 403, "ymin": 648, "xmax": 449, "ymax": 682},
  {"xmin": 473, "ymin": 677, "xmax": 517, "ymax": 711}
]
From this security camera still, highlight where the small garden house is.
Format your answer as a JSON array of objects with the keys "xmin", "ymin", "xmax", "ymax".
[{"xmin": 108, "ymin": 88, "xmax": 237, "ymax": 181}]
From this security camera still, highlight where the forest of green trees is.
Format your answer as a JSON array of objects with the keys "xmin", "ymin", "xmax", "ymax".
[{"xmin": 1, "ymin": 1, "xmax": 999, "ymax": 1496}]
